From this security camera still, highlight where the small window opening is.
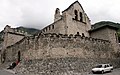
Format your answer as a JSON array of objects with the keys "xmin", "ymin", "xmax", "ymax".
[
  {"xmin": 82, "ymin": 33, "xmax": 85, "ymax": 37},
  {"xmin": 74, "ymin": 10, "xmax": 78, "ymax": 20},
  {"xmin": 49, "ymin": 26, "xmax": 50, "ymax": 30},
  {"xmin": 80, "ymin": 12, "xmax": 83, "ymax": 22},
  {"xmin": 18, "ymin": 51, "xmax": 21, "ymax": 62},
  {"xmin": 43, "ymin": 29, "xmax": 45, "ymax": 32},
  {"xmin": 52, "ymin": 25, "xmax": 54, "ymax": 29},
  {"xmin": 46, "ymin": 27, "xmax": 47, "ymax": 31},
  {"xmin": 77, "ymin": 32, "xmax": 80, "ymax": 35}
]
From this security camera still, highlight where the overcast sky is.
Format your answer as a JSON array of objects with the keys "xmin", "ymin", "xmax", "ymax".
[{"xmin": 0, "ymin": 0, "xmax": 120, "ymax": 31}]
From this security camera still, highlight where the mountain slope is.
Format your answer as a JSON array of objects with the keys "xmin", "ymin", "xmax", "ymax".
[
  {"xmin": 92, "ymin": 21, "xmax": 120, "ymax": 30},
  {"xmin": 16, "ymin": 26, "xmax": 40, "ymax": 35}
]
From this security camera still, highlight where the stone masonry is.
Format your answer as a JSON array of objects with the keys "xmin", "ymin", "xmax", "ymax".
[
  {"xmin": 0, "ymin": 1, "xmax": 120, "ymax": 75},
  {"xmin": 2, "ymin": 33, "xmax": 120, "ymax": 74}
]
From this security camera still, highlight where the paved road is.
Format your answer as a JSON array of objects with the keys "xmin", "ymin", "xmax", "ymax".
[
  {"xmin": 87, "ymin": 68, "xmax": 120, "ymax": 75},
  {"xmin": 0, "ymin": 69, "xmax": 22, "ymax": 75},
  {"xmin": 0, "ymin": 68, "xmax": 120, "ymax": 75}
]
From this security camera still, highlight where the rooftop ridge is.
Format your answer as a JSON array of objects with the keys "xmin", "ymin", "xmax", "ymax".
[
  {"xmin": 4, "ymin": 25, "xmax": 28, "ymax": 36},
  {"xmin": 6, "ymin": 37, "xmax": 26, "ymax": 49}
]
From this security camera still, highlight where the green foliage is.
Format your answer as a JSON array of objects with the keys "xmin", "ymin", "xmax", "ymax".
[
  {"xmin": 16, "ymin": 26, "xmax": 40, "ymax": 35},
  {"xmin": 93, "ymin": 21, "xmax": 120, "ymax": 30},
  {"xmin": 92, "ymin": 21, "xmax": 120, "ymax": 30},
  {"xmin": 117, "ymin": 32, "xmax": 120, "ymax": 37}
]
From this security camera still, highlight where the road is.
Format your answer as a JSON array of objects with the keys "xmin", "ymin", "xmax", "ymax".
[
  {"xmin": 0, "ymin": 69, "xmax": 22, "ymax": 75},
  {"xmin": 87, "ymin": 68, "xmax": 120, "ymax": 75},
  {"xmin": 0, "ymin": 68, "xmax": 120, "ymax": 75}
]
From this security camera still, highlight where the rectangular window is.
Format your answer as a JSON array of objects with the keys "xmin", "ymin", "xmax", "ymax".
[
  {"xmin": 46, "ymin": 27, "xmax": 47, "ymax": 31},
  {"xmin": 52, "ymin": 25, "xmax": 54, "ymax": 29},
  {"xmin": 80, "ymin": 12, "xmax": 83, "ymax": 22},
  {"xmin": 49, "ymin": 26, "xmax": 50, "ymax": 30}
]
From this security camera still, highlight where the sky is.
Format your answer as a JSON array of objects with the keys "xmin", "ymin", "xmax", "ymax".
[{"xmin": 0, "ymin": 0, "xmax": 120, "ymax": 31}]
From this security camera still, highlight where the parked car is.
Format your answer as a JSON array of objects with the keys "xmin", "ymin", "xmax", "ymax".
[{"xmin": 92, "ymin": 64, "xmax": 113, "ymax": 74}]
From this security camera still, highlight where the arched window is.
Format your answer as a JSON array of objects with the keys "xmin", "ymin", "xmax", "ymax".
[
  {"xmin": 77, "ymin": 32, "xmax": 79, "ymax": 35},
  {"xmin": 74, "ymin": 10, "xmax": 78, "ymax": 20},
  {"xmin": 55, "ymin": 8, "xmax": 60, "ymax": 14},
  {"xmin": 80, "ymin": 12, "xmax": 83, "ymax": 22}
]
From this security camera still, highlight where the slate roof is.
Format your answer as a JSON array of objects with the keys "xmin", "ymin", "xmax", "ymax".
[{"xmin": 89, "ymin": 24, "xmax": 119, "ymax": 32}]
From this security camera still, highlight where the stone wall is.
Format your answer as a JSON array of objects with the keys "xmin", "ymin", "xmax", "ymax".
[
  {"xmin": 62, "ymin": 1, "xmax": 91, "ymax": 36},
  {"xmin": 4, "ymin": 37, "xmax": 26, "ymax": 62},
  {"xmin": 4, "ymin": 33, "xmax": 117, "ymax": 61},
  {"xmin": 22, "ymin": 33, "xmax": 114, "ymax": 60},
  {"xmin": 4, "ymin": 32, "xmax": 25, "ymax": 48},
  {"xmin": 41, "ymin": 19, "xmax": 66, "ymax": 34},
  {"xmin": 90, "ymin": 27, "xmax": 120, "ymax": 52},
  {"xmin": 3, "ymin": 25, "xmax": 26, "ymax": 49},
  {"xmin": 15, "ymin": 58, "xmax": 120, "ymax": 75},
  {"xmin": 2, "ymin": 33, "xmax": 120, "ymax": 74}
]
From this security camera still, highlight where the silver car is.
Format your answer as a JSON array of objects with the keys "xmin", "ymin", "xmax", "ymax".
[{"xmin": 92, "ymin": 64, "xmax": 113, "ymax": 74}]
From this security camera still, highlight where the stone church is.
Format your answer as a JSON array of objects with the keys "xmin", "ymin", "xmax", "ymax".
[
  {"xmin": 42, "ymin": 1, "xmax": 91, "ymax": 37},
  {"xmin": 41, "ymin": 1, "xmax": 119, "ymax": 50},
  {"xmin": 0, "ymin": 1, "xmax": 120, "ymax": 74}
]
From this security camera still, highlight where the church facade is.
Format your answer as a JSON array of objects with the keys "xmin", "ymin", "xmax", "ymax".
[{"xmin": 41, "ymin": 1, "xmax": 91, "ymax": 37}]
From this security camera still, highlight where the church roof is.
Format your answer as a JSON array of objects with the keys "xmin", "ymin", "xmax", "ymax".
[
  {"xmin": 89, "ymin": 24, "xmax": 119, "ymax": 32},
  {"xmin": 8, "ymin": 32, "xmax": 25, "ymax": 36},
  {"xmin": 62, "ymin": 1, "xmax": 85, "ymax": 13}
]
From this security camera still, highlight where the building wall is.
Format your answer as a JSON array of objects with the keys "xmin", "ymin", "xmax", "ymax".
[
  {"xmin": 42, "ymin": 19, "xmax": 66, "ymax": 34},
  {"xmin": 108, "ymin": 28, "xmax": 118, "ymax": 44},
  {"xmin": 62, "ymin": 2, "xmax": 91, "ymax": 36},
  {"xmin": 41, "ymin": 1, "xmax": 91, "ymax": 37},
  {"xmin": 4, "ymin": 33, "xmax": 24, "ymax": 48},
  {"xmin": 90, "ymin": 27, "xmax": 109, "ymax": 40},
  {"xmin": 3, "ymin": 33, "xmax": 120, "ymax": 74},
  {"xmin": 108, "ymin": 28, "xmax": 119, "ymax": 51},
  {"xmin": 23, "ymin": 34, "xmax": 114, "ymax": 60},
  {"xmin": 90, "ymin": 27, "xmax": 119, "ymax": 51},
  {"xmin": 2, "ymin": 25, "xmax": 25, "ymax": 49},
  {"xmin": 4, "ymin": 33, "xmax": 116, "ymax": 61},
  {"xmin": 90, "ymin": 27, "xmax": 117, "ymax": 42},
  {"xmin": 1, "ymin": 25, "xmax": 26, "ymax": 63}
]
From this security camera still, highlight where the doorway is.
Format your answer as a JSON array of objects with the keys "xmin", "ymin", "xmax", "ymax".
[{"xmin": 18, "ymin": 51, "xmax": 20, "ymax": 62}]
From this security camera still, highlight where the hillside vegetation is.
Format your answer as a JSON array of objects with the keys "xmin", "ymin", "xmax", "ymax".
[
  {"xmin": 16, "ymin": 26, "xmax": 40, "ymax": 35},
  {"xmin": 93, "ymin": 21, "xmax": 120, "ymax": 30}
]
